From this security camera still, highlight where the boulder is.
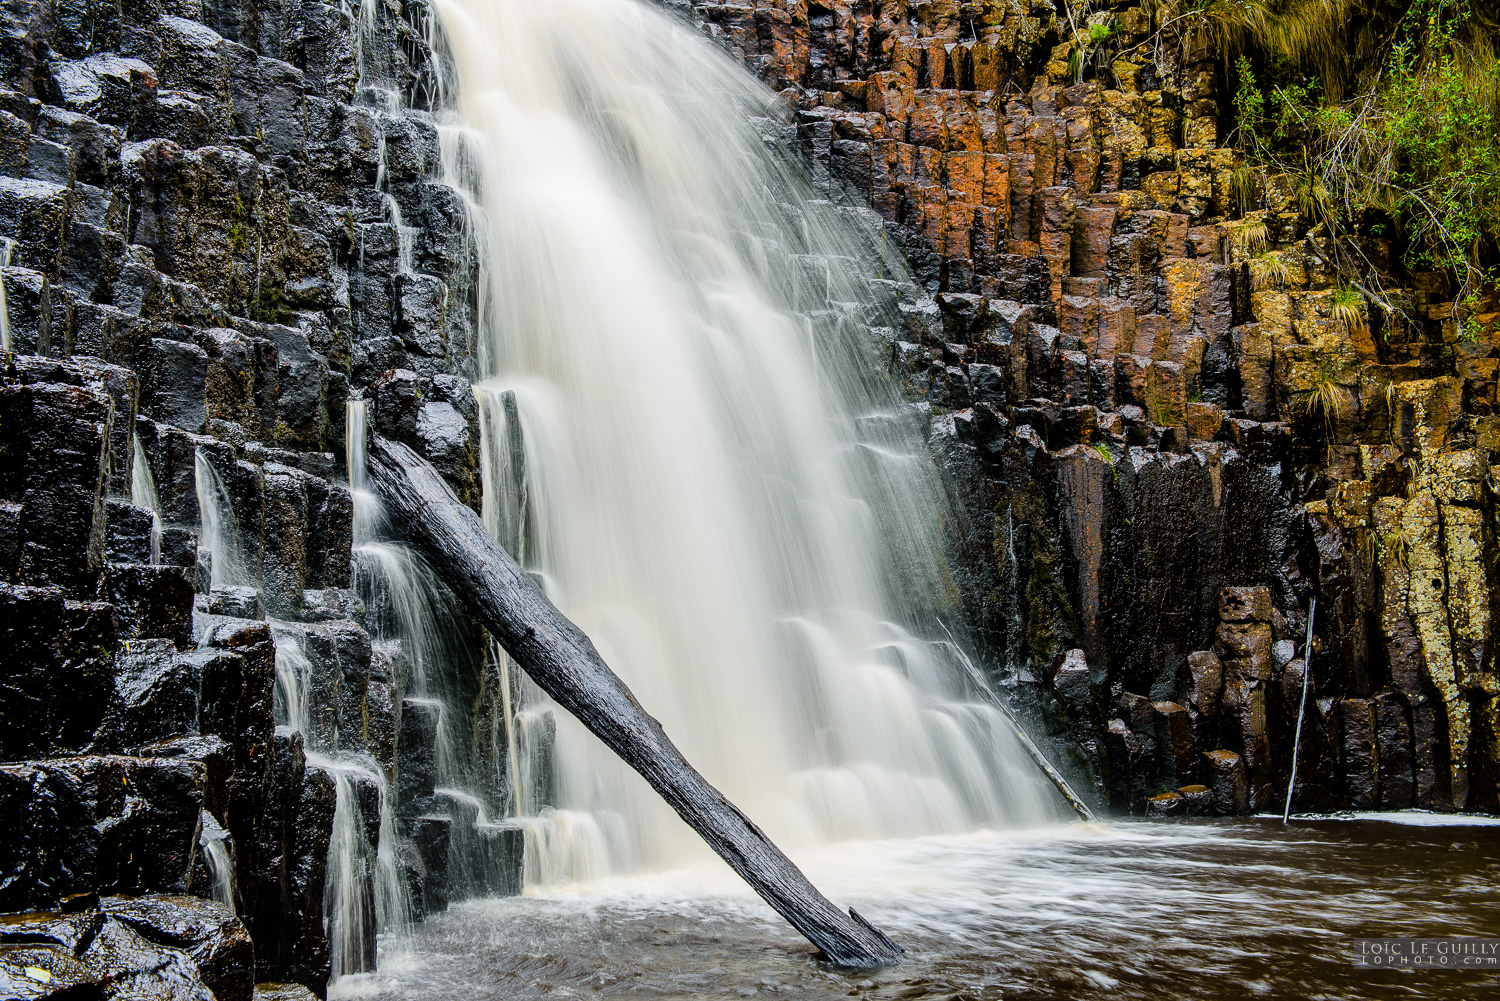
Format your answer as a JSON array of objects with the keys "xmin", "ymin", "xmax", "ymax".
[
  {"xmin": 0, "ymin": 756, "xmax": 205, "ymax": 911},
  {"xmin": 0, "ymin": 585, "xmax": 118, "ymax": 759},
  {"xmin": 1202, "ymin": 749, "xmax": 1248, "ymax": 814},
  {"xmin": 101, "ymin": 895, "xmax": 254, "ymax": 1001}
]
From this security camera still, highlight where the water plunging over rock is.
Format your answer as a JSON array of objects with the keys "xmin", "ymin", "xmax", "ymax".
[{"xmin": 428, "ymin": 0, "xmax": 1059, "ymax": 880}]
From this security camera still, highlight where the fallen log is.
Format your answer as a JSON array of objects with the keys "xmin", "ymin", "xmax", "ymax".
[{"xmin": 368, "ymin": 435, "xmax": 901, "ymax": 968}]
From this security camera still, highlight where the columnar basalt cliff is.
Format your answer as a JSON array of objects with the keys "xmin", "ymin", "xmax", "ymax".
[
  {"xmin": 683, "ymin": 0, "xmax": 1500, "ymax": 817},
  {"xmin": 0, "ymin": 0, "xmax": 508, "ymax": 994},
  {"xmin": 0, "ymin": 0, "xmax": 1496, "ymax": 993}
]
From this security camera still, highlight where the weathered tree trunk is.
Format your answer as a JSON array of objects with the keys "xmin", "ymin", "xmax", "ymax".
[{"xmin": 368, "ymin": 436, "xmax": 901, "ymax": 968}]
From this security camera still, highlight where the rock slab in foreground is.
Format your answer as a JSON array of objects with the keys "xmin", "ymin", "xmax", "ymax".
[
  {"xmin": 368, "ymin": 435, "xmax": 901, "ymax": 968},
  {"xmin": 0, "ymin": 894, "xmax": 252, "ymax": 1001}
]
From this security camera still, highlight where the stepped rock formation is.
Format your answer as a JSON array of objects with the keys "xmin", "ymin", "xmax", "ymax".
[
  {"xmin": 0, "ymin": 0, "xmax": 501, "ymax": 992},
  {"xmin": 0, "ymin": 0, "xmax": 1496, "ymax": 994},
  {"xmin": 682, "ymin": 0, "xmax": 1500, "ymax": 816}
]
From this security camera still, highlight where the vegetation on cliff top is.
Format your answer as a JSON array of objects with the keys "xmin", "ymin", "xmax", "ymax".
[{"xmin": 1168, "ymin": 0, "xmax": 1500, "ymax": 335}]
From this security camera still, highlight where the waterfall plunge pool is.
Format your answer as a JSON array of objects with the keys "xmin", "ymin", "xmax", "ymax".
[{"xmin": 334, "ymin": 816, "xmax": 1499, "ymax": 1001}]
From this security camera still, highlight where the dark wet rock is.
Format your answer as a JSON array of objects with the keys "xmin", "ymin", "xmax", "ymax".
[
  {"xmin": 282, "ymin": 618, "xmax": 372, "ymax": 753},
  {"xmin": 1145, "ymin": 791, "xmax": 1184, "ymax": 817},
  {"xmin": 200, "ymin": 584, "xmax": 265, "ymax": 619},
  {"xmin": 1337, "ymin": 698, "xmax": 1379, "ymax": 810},
  {"xmin": 300, "ymin": 588, "xmax": 363, "ymax": 623},
  {"xmin": 1177, "ymin": 784, "xmax": 1214, "ymax": 815},
  {"xmin": 476, "ymin": 823, "xmax": 524, "ymax": 897},
  {"xmin": 0, "ymin": 584, "xmax": 118, "ymax": 758},
  {"xmin": 105, "ymin": 498, "xmax": 156, "ymax": 565},
  {"xmin": 2, "ymin": 265, "xmax": 54, "ymax": 354},
  {"xmin": 139, "ymin": 734, "xmax": 235, "ymax": 824},
  {"xmin": 1151, "ymin": 701, "xmax": 1195, "ymax": 786},
  {"xmin": 251, "ymin": 727, "xmax": 332, "ymax": 992},
  {"xmin": 255, "ymin": 984, "xmax": 319, "ymax": 1001},
  {"xmin": 366, "ymin": 680, "xmax": 397, "ymax": 779},
  {"xmin": 406, "ymin": 815, "xmax": 449, "ymax": 915},
  {"xmin": 109, "ymin": 637, "xmax": 199, "ymax": 749},
  {"xmin": 1102, "ymin": 717, "xmax": 1149, "ymax": 815},
  {"xmin": 1218, "ymin": 585, "xmax": 1272, "ymax": 624},
  {"xmin": 147, "ymin": 337, "xmax": 209, "ymax": 431},
  {"xmin": 1185, "ymin": 650, "xmax": 1223, "ymax": 716},
  {"xmin": 105, "ymin": 563, "xmax": 195, "ymax": 646},
  {"xmin": 0, "ymin": 756, "xmax": 204, "ymax": 911},
  {"xmin": 0, "ymin": 499, "xmax": 20, "ymax": 580},
  {"xmin": 0, "ymin": 378, "xmax": 112, "ymax": 593},
  {"xmin": 1049, "ymin": 649, "xmax": 1093, "ymax": 720},
  {"xmin": 1375, "ymin": 691, "xmax": 1414, "ymax": 810},
  {"xmin": 396, "ymin": 698, "xmax": 440, "ymax": 817},
  {"xmin": 101, "ymin": 895, "xmax": 254, "ymax": 1001},
  {"xmin": 1202, "ymin": 749, "xmax": 1248, "ymax": 815},
  {"xmin": 81, "ymin": 909, "xmax": 218, "ymax": 998},
  {"xmin": 0, "ymin": 892, "xmax": 253, "ymax": 1000}
]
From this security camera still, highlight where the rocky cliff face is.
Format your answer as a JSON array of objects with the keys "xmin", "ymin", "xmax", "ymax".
[
  {"xmin": 0, "ymin": 0, "xmax": 1495, "ymax": 992},
  {"xmin": 683, "ymin": 0, "xmax": 1500, "ymax": 817},
  {"xmin": 0, "ymin": 0, "xmax": 498, "ymax": 993}
]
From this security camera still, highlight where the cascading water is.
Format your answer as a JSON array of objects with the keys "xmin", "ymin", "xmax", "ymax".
[
  {"xmin": 199, "ymin": 811, "xmax": 237, "ymax": 911},
  {"xmin": 131, "ymin": 434, "xmax": 163, "ymax": 565},
  {"xmin": 424, "ymin": 0, "xmax": 1061, "ymax": 882},
  {"xmin": 0, "ymin": 237, "xmax": 13, "ymax": 352},
  {"xmin": 194, "ymin": 450, "xmax": 245, "ymax": 589}
]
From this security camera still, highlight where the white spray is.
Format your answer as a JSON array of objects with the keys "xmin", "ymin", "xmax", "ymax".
[{"xmin": 428, "ymin": 0, "xmax": 1059, "ymax": 881}]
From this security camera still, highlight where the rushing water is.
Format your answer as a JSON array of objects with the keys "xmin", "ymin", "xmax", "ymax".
[
  {"xmin": 344, "ymin": 817, "xmax": 1500, "ymax": 1000},
  {"xmin": 430, "ymin": 0, "xmax": 1060, "ymax": 884}
]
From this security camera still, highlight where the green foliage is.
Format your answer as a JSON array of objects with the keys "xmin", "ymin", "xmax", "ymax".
[
  {"xmin": 249, "ymin": 279, "xmax": 293, "ymax": 325},
  {"xmin": 1223, "ymin": 0, "xmax": 1500, "ymax": 322},
  {"xmin": 1330, "ymin": 284, "xmax": 1368, "ymax": 337},
  {"xmin": 1294, "ymin": 361, "xmax": 1355, "ymax": 438}
]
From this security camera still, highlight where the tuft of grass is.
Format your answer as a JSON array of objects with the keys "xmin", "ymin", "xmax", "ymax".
[
  {"xmin": 1251, "ymin": 250, "xmax": 1294, "ymax": 289},
  {"xmin": 1228, "ymin": 215, "xmax": 1270, "ymax": 257},
  {"xmin": 1330, "ymin": 284, "xmax": 1368, "ymax": 337},
  {"xmin": 1376, "ymin": 528, "xmax": 1412, "ymax": 569},
  {"xmin": 1294, "ymin": 367, "xmax": 1355, "ymax": 439},
  {"xmin": 1230, "ymin": 160, "xmax": 1263, "ymax": 215}
]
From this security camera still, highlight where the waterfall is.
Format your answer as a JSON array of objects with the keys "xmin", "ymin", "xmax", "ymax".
[
  {"xmin": 131, "ymin": 434, "xmax": 163, "ymax": 565},
  {"xmin": 194, "ymin": 450, "xmax": 245, "ymax": 588},
  {"xmin": 0, "ymin": 237, "xmax": 13, "ymax": 352},
  {"xmin": 200, "ymin": 811, "xmax": 237, "ymax": 911},
  {"xmin": 423, "ymin": 0, "xmax": 1059, "ymax": 882},
  {"xmin": 318, "ymin": 755, "xmax": 381, "ymax": 981}
]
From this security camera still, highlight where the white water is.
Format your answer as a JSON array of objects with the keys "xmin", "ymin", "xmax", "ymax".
[
  {"xmin": 131, "ymin": 434, "xmax": 163, "ymax": 564},
  {"xmin": 315, "ymin": 751, "xmax": 411, "ymax": 981},
  {"xmin": 194, "ymin": 449, "xmax": 246, "ymax": 588},
  {"xmin": 199, "ymin": 810, "xmax": 237, "ymax": 911},
  {"xmin": 0, "ymin": 237, "xmax": 13, "ymax": 352},
  {"xmin": 428, "ymin": 0, "xmax": 1059, "ymax": 881}
]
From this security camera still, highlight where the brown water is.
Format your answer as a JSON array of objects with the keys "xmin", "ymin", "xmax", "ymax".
[{"xmin": 346, "ymin": 816, "xmax": 1500, "ymax": 1001}]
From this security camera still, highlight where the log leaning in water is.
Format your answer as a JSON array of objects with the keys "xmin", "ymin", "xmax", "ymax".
[{"xmin": 368, "ymin": 435, "xmax": 902, "ymax": 968}]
